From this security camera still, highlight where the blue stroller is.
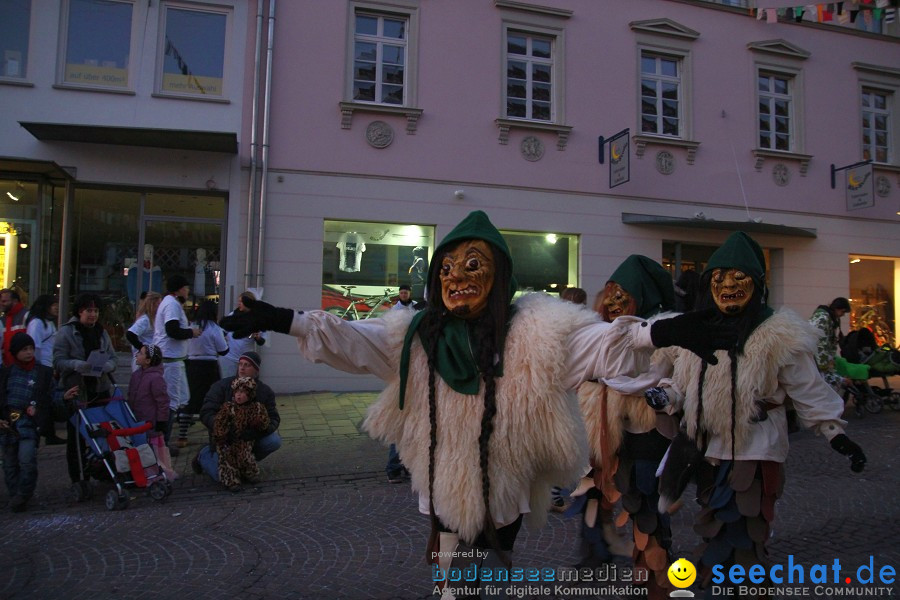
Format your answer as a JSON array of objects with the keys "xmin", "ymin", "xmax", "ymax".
[{"xmin": 68, "ymin": 398, "xmax": 173, "ymax": 510}]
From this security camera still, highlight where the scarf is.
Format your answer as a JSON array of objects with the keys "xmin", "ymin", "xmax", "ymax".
[{"xmin": 398, "ymin": 211, "xmax": 515, "ymax": 409}]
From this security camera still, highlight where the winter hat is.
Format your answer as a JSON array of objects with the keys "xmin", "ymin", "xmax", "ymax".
[
  {"xmin": 231, "ymin": 376, "xmax": 257, "ymax": 398},
  {"xmin": 9, "ymin": 332, "xmax": 35, "ymax": 356},
  {"xmin": 239, "ymin": 351, "xmax": 262, "ymax": 371},
  {"xmin": 608, "ymin": 255, "xmax": 676, "ymax": 319},
  {"xmin": 166, "ymin": 274, "xmax": 190, "ymax": 294},
  {"xmin": 398, "ymin": 284, "xmax": 411, "ymax": 291}
]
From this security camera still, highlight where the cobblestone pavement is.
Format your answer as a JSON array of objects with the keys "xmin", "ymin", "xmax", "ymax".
[{"xmin": 1, "ymin": 389, "xmax": 898, "ymax": 600}]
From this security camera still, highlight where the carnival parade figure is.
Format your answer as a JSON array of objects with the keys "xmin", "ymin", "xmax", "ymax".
[
  {"xmin": 644, "ymin": 232, "xmax": 866, "ymax": 598},
  {"xmin": 220, "ymin": 211, "xmax": 735, "ymax": 599},
  {"xmin": 573, "ymin": 255, "xmax": 679, "ymax": 599}
]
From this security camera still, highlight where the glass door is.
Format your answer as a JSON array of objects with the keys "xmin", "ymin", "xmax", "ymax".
[{"xmin": 143, "ymin": 219, "xmax": 223, "ymax": 318}]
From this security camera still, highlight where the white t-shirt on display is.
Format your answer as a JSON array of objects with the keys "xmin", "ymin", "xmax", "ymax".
[
  {"xmin": 337, "ymin": 232, "xmax": 366, "ymax": 272},
  {"xmin": 153, "ymin": 295, "xmax": 190, "ymax": 359}
]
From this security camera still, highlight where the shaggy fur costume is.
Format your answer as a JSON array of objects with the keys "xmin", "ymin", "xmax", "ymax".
[
  {"xmin": 364, "ymin": 293, "xmax": 593, "ymax": 543},
  {"xmin": 673, "ymin": 309, "xmax": 818, "ymax": 453}
]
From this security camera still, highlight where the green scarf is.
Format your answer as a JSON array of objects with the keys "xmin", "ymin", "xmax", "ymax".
[{"xmin": 398, "ymin": 211, "xmax": 515, "ymax": 409}]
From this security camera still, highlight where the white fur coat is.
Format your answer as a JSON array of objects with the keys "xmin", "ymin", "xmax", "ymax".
[
  {"xmin": 364, "ymin": 293, "xmax": 593, "ymax": 542},
  {"xmin": 673, "ymin": 309, "xmax": 819, "ymax": 453}
]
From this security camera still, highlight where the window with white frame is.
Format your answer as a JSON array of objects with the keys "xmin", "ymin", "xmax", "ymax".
[
  {"xmin": 1, "ymin": 0, "xmax": 30, "ymax": 79},
  {"xmin": 158, "ymin": 3, "xmax": 228, "ymax": 97},
  {"xmin": 862, "ymin": 88, "xmax": 891, "ymax": 164},
  {"xmin": 352, "ymin": 11, "xmax": 408, "ymax": 105},
  {"xmin": 640, "ymin": 52, "xmax": 681, "ymax": 136},
  {"xmin": 505, "ymin": 31, "xmax": 554, "ymax": 121},
  {"xmin": 757, "ymin": 71, "xmax": 793, "ymax": 151},
  {"xmin": 61, "ymin": 0, "xmax": 134, "ymax": 89}
]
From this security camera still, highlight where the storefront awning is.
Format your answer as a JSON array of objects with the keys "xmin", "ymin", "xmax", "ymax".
[
  {"xmin": 622, "ymin": 212, "xmax": 817, "ymax": 238},
  {"xmin": 19, "ymin": 122, "xmax": 238, "ymax": 154},
  {"xmin": 0, "ymin": 156, "xmax": 75, "ymax": 182}
]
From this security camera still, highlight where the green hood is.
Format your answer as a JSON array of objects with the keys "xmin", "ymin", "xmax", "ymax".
[
  {"xmin": 399, "ymin": 211, "xmax": 516, "ymax": 408},
  {"xmin": 608, "ymin": 255, "xmax": 675, "ymax": 319},
  {"xmin": 703, "ymin": 231, "xmax": 773, "ymax": 333},
  {"xmin": 426, "ymin": 210, "xmax": 516, "ymax": 300},
  {"xmin": 704, "ymin": 231, "xmax": 767, "ymax": 291}
]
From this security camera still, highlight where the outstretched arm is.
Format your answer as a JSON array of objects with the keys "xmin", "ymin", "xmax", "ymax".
[{"xmin": 220, "ymin": 298, "xmax": 398, "ymax": 380}]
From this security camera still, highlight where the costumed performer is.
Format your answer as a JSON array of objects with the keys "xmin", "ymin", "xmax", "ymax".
[
  {"xmin": 640, "ymin": 231, "xmax": 866, "ymax": 598},
  {"xmin": 572, "ymin": 255, "xmax": 679, "ymax": 599},
  {"xmin": 220, "ymin": 211, "xmax": 735, "ymax": 599}
]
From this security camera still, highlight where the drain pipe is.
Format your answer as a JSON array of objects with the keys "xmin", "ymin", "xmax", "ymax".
[
  {"xmin": 255, "ymin": 0, "xmax": 276, "ymax": 289},
  {"xmin": 244, "ymin": 1, "xmax": 265, "ymax": 292}
]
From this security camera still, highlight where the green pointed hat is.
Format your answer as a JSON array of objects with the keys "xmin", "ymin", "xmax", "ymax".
[
  {"xmin": 427, "ymin": 210, "xmax": 514, "ymax": 296},
  {"xmin": 703, "ymin": 231, "xmax": 766, "ymax": 287},
  {"xmin": 399, "ymin": 211, "xmax": 515, "ymax": 409},
  {"xmin": 608, "ymin": 255, "xmax": 675, "ymax": 318}
]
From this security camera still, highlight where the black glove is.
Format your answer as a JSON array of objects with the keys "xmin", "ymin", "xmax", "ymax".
[
  {"xmin": 650, "ymin": 308, "xmax": 737, "ymax": 365},
  {"xmin": 830, "ymin": 433, "xmax": 866, "ymax": 473},
  {"xmin": 240, "ymin": 430, "xmax": 258, "ymax": 441},
  {"xmin": 645, "ymin": 387, "xmax": 670, "ymax": 410},
  {"xmin": 154, "ymin": 421, "xmax": 168, "ymax": 433},
  {"xmin": 220, "ymin": 297, "xmax": 297, "ymax": 338}
]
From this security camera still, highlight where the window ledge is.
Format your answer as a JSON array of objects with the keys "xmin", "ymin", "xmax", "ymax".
[
  {"xmin": 339, "ymin": 101, "xmax": 424, "ymax": 134},
  {"xmin": 633, "ymin": 135, "xmax": 700, "ymax": 165},
  {"xmin": 752, "ymin": 149, "xmax": 813, "ymax": 176},
  {"xmin": 151, "ymin": 92, "xmax": 230, "ymax": 104},
  {"xmin": 52, "ymin": 83, "xmax": 136, "ymax": 96},
  {"xmin": 494, "ymin": 118, "xmax": 572, "ymax": 150},
  {"xmin": 0, "ymin": 79, "xmax": 34, "ymax": 88}
]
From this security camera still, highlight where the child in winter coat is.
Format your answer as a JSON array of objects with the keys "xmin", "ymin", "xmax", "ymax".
[
  {"xmin": 0, "ymin": 333, "xmax": 78, "ymax": 512},
  {"xmin": 212, "ymin": 376, "xmax": 269, "ymax": 492},
  {"xmin": 127, "ymin": 345, "xmax": 169, "ymax": 433}
]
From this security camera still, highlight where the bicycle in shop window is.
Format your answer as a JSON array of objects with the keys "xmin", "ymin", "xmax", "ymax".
[{"xmin": 325, "ymin": 286, "xmax": 396, "ymax": 320}]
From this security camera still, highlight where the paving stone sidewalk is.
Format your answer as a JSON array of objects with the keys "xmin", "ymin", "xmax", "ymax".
[{"xmin": 1, "ymin": 390, "xmax": 898, "ymax": 599}]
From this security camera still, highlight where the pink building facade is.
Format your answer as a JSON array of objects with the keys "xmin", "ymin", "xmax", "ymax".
[{"xmin": 241, "ymin": 1, "xmax": 900, "ymax": 391}]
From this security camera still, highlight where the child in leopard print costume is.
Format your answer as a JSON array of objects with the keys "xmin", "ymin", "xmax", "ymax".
[{"xmin": 212, "ymin": 376, "xmax": 270, "ymax": 492}]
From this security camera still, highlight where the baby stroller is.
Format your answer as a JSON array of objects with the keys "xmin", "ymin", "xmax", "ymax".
[
  {"xmin": 68, "ymin": 398, "xmax": 173, "ymax": 510},
  {"xmin": 840, "ymin": 328, "xmax": 900, "ymax": 414}
]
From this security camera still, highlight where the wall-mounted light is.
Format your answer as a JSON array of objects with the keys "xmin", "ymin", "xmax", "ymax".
[
  {"xmin": 546, "ymin": 233, "xmax": 558, "ymax": 244},
  {"xmin": 453, "ymin": 189, "xmax": 465, "ymax": 200},
  {"xmin": 18, "ymin": 236, "xmax": 29, "ymax": 250},
  {"xmin": 850, "ymin": 258, "xmax": 861, "ymax": 264}
]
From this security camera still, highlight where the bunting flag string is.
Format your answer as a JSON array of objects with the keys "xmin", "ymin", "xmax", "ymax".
[{"xmin": 754, "ymin": 0, "xmax": 899, "ymax": 27}]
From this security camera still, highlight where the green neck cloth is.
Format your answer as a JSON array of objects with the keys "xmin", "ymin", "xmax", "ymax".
[{"xmin": 397, "ymin": 211, "xmax": 515, "ymax": 408}]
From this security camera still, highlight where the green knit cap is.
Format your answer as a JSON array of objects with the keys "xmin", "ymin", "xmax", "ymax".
[
  {"xmin": 608, "ymin": 255, "xmax": 675, "ymax": 319},
  {"xmin": 703, "ymin": 231, "xmax": 766, "ymax": 288}
]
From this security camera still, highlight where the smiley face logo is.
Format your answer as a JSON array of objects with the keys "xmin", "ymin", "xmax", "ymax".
[{"xmin": 667, "ymin": 558, "xmax": 697, "ymax": 589}]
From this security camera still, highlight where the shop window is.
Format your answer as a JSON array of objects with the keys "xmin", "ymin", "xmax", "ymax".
[
  {"xmin": 158, "ymin": 3, "xmax": 229, "ymax": 98},
  {"xmin": 67, "ymin": 188, "xmax": 225, "ymax": 352},
  {"xmin": 322, "ymin": 220, "xmax": 434, "ymax": 318},
  {"xmin": 849, "ymin": 255, "xmax": 897, "ymax": 346},
  {"xmin": 1, "ymin": 0, "xmax": 30, "ymax": 79},
  {"xmin": 498, "ymin": 230, "xmax": 578, "ymax": 296},
  {"xmin": 0, "ymin": 180, "xmax": 40, "ymax": 304},
  {"xmin": 60, "ymin": 0, "xmax": 135, "ymax": 89}
]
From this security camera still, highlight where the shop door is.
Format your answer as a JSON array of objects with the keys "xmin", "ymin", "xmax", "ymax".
[{"xmin": 141, "ymin": 219, "xmax": 223, "ymax": 317}]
